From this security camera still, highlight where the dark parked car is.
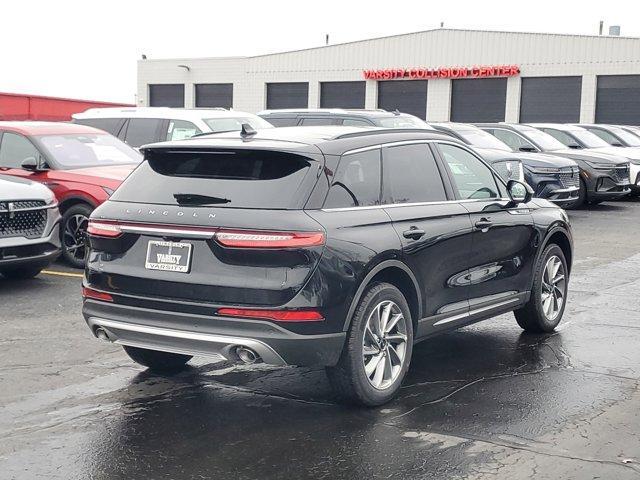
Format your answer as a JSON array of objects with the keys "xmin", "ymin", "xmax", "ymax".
[
  {"xmin": 0, "ymin": 122, "xmax": 142, "ymax": 267},
  {"xmin": 572, "ymin": 124, "xmax": 640, "ymax": 191},
  {"xmin": 83, "ymin": 126, "xmax": 573, "ymax": 406},
  {"xmin": 430, "ymin": 123, "xmax": 579, "ymax": 207},
  {"xmin": 258, "ymin": 108, "xmax": 435, "ymax": 129},
  {"xmin": 477, "ymin": 123, "xmax": 631, "ymax": 206},
  {"xmin": 0, "ymin": 174, "xmax": 61, "ymax": 278}
]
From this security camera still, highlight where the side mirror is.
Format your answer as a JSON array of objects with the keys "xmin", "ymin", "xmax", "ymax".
[
  {"xmin": 567, "ymin": 144, "xmax": 582, "ymax": 150},
  {"xmin": 21, "ymin": 157, "xmax": 39, "ymax": 171},
  {"xmin": 612, "ymin": 142, "xmax": 624, "ymax": 147},
  {"xmin": 506, "ymin": 179, "xmax": 533, "ymax": 206},
  {"xmin": 518, "ymin": 145, "xmax": 537, "ymax": 152}
]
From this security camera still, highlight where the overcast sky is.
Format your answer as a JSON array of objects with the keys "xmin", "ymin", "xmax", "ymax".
[{"xmin": 1, "ymin": 0, "xmax": 638, "ymax": 103}]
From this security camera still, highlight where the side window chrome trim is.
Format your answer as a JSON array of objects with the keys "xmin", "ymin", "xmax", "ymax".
[{"xmin": 320, "ymin": 197, "xmax": 511, "ymax": 212}]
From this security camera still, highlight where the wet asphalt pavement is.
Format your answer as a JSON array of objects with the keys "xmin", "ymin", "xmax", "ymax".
[{"xmin": 1, "ymin": 201, "xmax": 640, "ymax": 479}]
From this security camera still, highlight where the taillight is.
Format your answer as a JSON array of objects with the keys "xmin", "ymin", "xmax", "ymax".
[
  {"xmin": 217, "ymin": 308, "xmax": 324, "ymax": 322},
  {"xmin": 82, "ymin": 286, "xmax": 114, "ymax": 302},
  {"xmin": 87, "ymin": 220, "xmax": 122, "ymax": 238},
  {"xmin": 215, "ymin": 230, "xmax": 325, "ymax": 248}
]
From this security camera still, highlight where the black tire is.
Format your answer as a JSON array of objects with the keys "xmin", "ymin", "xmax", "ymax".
[
  {"xmin": 326, "ymin": 282, "xmax": 414, "ymax": 407},
  {"xmin": 61, "ymin": 203, "xmax": 93, "ymax": 268},
  {"xmin": 0, "ymin": 267, "xmax": 43, "ymax": 279},
  {"xmin": 515, "ymin": 244, "xmax": 569, "ymax": 333},
  {"xmin": 123, "ymin": 345, "xmax": 192, "ymax": 372}
]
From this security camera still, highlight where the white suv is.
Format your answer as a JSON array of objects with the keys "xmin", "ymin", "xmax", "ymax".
[{"xmin": 72, "ymin": 107, "xmax": 273, "ymax": 148}]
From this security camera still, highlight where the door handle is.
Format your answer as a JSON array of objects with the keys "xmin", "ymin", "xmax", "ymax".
[
  {"xmin": 402, "ymin": 227, "xmax": 425, "ymax": 240},
  {"xmin": 475, "ymin": 218, "xmax": 493, "ymax": 232}
]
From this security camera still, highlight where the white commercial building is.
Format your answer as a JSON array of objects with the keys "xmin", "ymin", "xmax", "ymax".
[{"xmin": 137, "ymin": 28, "xmax": 640, "ymax": 124}]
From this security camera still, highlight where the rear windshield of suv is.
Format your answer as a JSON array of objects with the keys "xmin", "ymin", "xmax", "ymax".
[{"xmin": 110, "ymin": 149, "xmax": 317, "ymax": 209}]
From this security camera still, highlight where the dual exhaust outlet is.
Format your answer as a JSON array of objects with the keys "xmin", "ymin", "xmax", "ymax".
[{"xmin": 94, "ymin": 326, "xmax": 262, "ymax": 365}]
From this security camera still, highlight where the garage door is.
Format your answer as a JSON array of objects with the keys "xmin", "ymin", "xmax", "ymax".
[
  {"xmin": 320, "ymin": 82, "xmax": 366, "ymax": 108},
  {"xmin": 519, "ymin": 77, "xmax": 582, "ymax": 123},
  {"xmin": 195, "ymin": 84, "xmax": 233, "ymax": 109},
  {"xmin": 266, "ymin": 83, "xmax": 309, "ymax": 109},
  {"xmin": 377, "ymin": 80, "xmax": 428, "ymax": 119},
  {"xmin": 148, "ymin": 84, "xmax": 184, "ymax": 107},
  {"xmin": 450, "ymin": 78, "xmax": 507, "ymax": 122},
  {"xmin": 596, "ymin": 75, "xmax": 640, "ymax": 125}
]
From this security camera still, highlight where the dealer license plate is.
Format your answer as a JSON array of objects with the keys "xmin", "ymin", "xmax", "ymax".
[{"xmin": 145, "ymin": 240, "xmax": 192, "ymax": 273}]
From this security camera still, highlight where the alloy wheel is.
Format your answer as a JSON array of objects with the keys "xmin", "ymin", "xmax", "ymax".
[
  {"xmin": 362, "ymin": 300, "xmax": 408, "ymax": 390},
  {"xmin": 63, "ymin": 214, "xmax": 89, "ymax": 262},
  {"xmin": 541, "ymin": 255, "xmax": 566, "ymax": 321}
]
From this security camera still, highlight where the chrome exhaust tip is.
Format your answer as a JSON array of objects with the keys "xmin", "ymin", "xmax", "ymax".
[
  {"xmin": 235, "ymin": 346, "xmax": 259, "ymax": 364},
  {"xmin": 95, "ymin": 327, "xmax": 110, "ymax": 342}
]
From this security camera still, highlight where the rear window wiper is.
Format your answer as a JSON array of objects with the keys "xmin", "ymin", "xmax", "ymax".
[{"xmin": 174, "ymin": 193, "xmax": 231, "ymax": 205}]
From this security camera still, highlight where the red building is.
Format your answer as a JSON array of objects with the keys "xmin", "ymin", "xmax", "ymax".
[{"xmin": 0, "ymin": 92, "xmax": 133, "ymax": 121}]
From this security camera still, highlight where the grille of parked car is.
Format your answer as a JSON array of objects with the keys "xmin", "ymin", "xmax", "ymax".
[
  {"xmin": 559, "ymin": 167, "xmax": 580, "ymax": 189},
  {"xmin": 0, "ymin": 200, "xmax": 48, "ymax": 239},
  {"xmin": 611, "ymin": 165, "xmax": 630, "ymax": 184}
]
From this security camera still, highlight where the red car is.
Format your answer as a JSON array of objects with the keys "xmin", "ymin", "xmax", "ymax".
[{"xmin": 0, "ymin": 122, "xmax": 141, "ymax": 267}]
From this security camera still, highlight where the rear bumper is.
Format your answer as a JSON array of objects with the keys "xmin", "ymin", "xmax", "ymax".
[{"xmin": 83, "ymin": 299, "xmax": 346, "ymax": 367}]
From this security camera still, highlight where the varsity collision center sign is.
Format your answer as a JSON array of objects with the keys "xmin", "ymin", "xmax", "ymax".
[{"xmin": 363, "ymin": 65, "xmax": 520, "ymax": 80}]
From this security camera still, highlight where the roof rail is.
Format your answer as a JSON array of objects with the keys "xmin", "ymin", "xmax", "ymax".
[{"xmin": 334, "ymin": 128, "xmax": 441, "ymax": 140}]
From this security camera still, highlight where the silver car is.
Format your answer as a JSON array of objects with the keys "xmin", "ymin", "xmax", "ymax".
[{"xmin": 0, "ymin": 174, "xmax": 61, "ymax": 279}]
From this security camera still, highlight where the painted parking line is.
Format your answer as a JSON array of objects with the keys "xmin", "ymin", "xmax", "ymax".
[{"xmin": 41, "ymin": 270, "xmax": 84, "ymax": 278}]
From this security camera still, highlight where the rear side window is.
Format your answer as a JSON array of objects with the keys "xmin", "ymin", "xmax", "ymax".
[
  {"xmin": 341, "ymin": 118, "xmax": 373, "ymax": 127},
  {"xmin": 111, "ymin": 149, "xmax": 316, "ymax": 209},
  {"xmin": 166, "ymin": 120, "xmax": 202, "ymax": 141},
  {"xmin": 324, "ymin": 149, "xmax": 381, "ymax": 208},
  {"xmin": 488, "ymin": 128, "xmax": 535, "ymax": 151},
  {"xmin": 74, "ymin": 118, "xmax": 124, "ymax": 136},
  {"xmin": 382, "ymin": 144, "xmax": 446, "ymax": 204},
  {"xmin": 300, "ymin": 117, "xmax": 338, "ymax": 126},
  {"xmin": 124, "ymin": 119, "xmax": 164, "ymax": 147},
  {"xmin": 262, "ymin": 117, "xmax": 298, "ymax": 127}
]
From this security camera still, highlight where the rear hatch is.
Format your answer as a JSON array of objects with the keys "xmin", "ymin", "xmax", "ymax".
[{"xmin": 86, "ymin": 146, "xmax": 325, "ymax": 307}]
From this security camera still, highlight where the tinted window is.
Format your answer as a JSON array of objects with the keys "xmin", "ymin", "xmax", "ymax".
[
  {"xmin": 124, "ymin": 119, "xmax": 163, "ymax": 147},
  {"xmin": 112, "ymin": 150, "xmax": 315, "ymax": 209},
  {"xmin": 488, "ymin": 129, "xmax": 536, "ymax": 152},
  {"xmin": 204, "ymin": 116, "xmax": 273, "ymax": 132},
  {"xmin": 166, "ymin": 120, "xmax": 202, "ymax": 141},
  {"xmin": 587, "ymin": 128, "xmax": 620, "ymax": 146},
  {"xmin": 37, "ymin": 134, "xmax": 142, "ymax": 168},
  {"xmin": 341, "ymin": 118, "xmax": 372, "ymax": 127},
  {"xmin": 0, "ymin": 132, "xmax": 40, "ymax": 168},
  {"xmin": 438, "ymin": 143, "xmax": 500, "ymax": 200},
  {"xmin": 542, "ymin": 129, "xmax": 579, "ymax": 147},
  {"xmin": 264, "ymin": 117, "xmax": 298, "ymax": 127},
  {"xmin": 299, "ymin": 117, "xmax": 337, "ymax": 126},
  {"xmin": 383, "ymin": 144, "xmax": 446, "ymax": 204},
  {"xmin": 324, "ymin": 150, "xmax": 381, "ymax": 208},
  {"xmin": 74, "ymin": 118, "xmax": 124, "ymax": 136}
]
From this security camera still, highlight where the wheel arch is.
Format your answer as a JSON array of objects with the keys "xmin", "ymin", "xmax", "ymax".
[
  {"xmin": 58, "ymin": 196, "xmax": 97, "ymax": 214},
  {"xmin": 342, "ymin": 260, "xmax": 422, "ymax": 333},
  {"xmin": 538, "ymin": 225, "xmax": 573, "ymax": 275}
]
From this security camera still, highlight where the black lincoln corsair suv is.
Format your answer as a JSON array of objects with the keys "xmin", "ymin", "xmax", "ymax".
[{"xmin": 82, "ymin": 126, "xmax": 573, "ymax": 406}]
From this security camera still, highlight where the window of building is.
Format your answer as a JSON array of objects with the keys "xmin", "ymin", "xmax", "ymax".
[
  {"xmin": 149, "ymin": 84, "xmax": 185, "ymax": 108},
  {"xmin": 195, "ymin": 84, "xmax": 233, "ymax": 109}
]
